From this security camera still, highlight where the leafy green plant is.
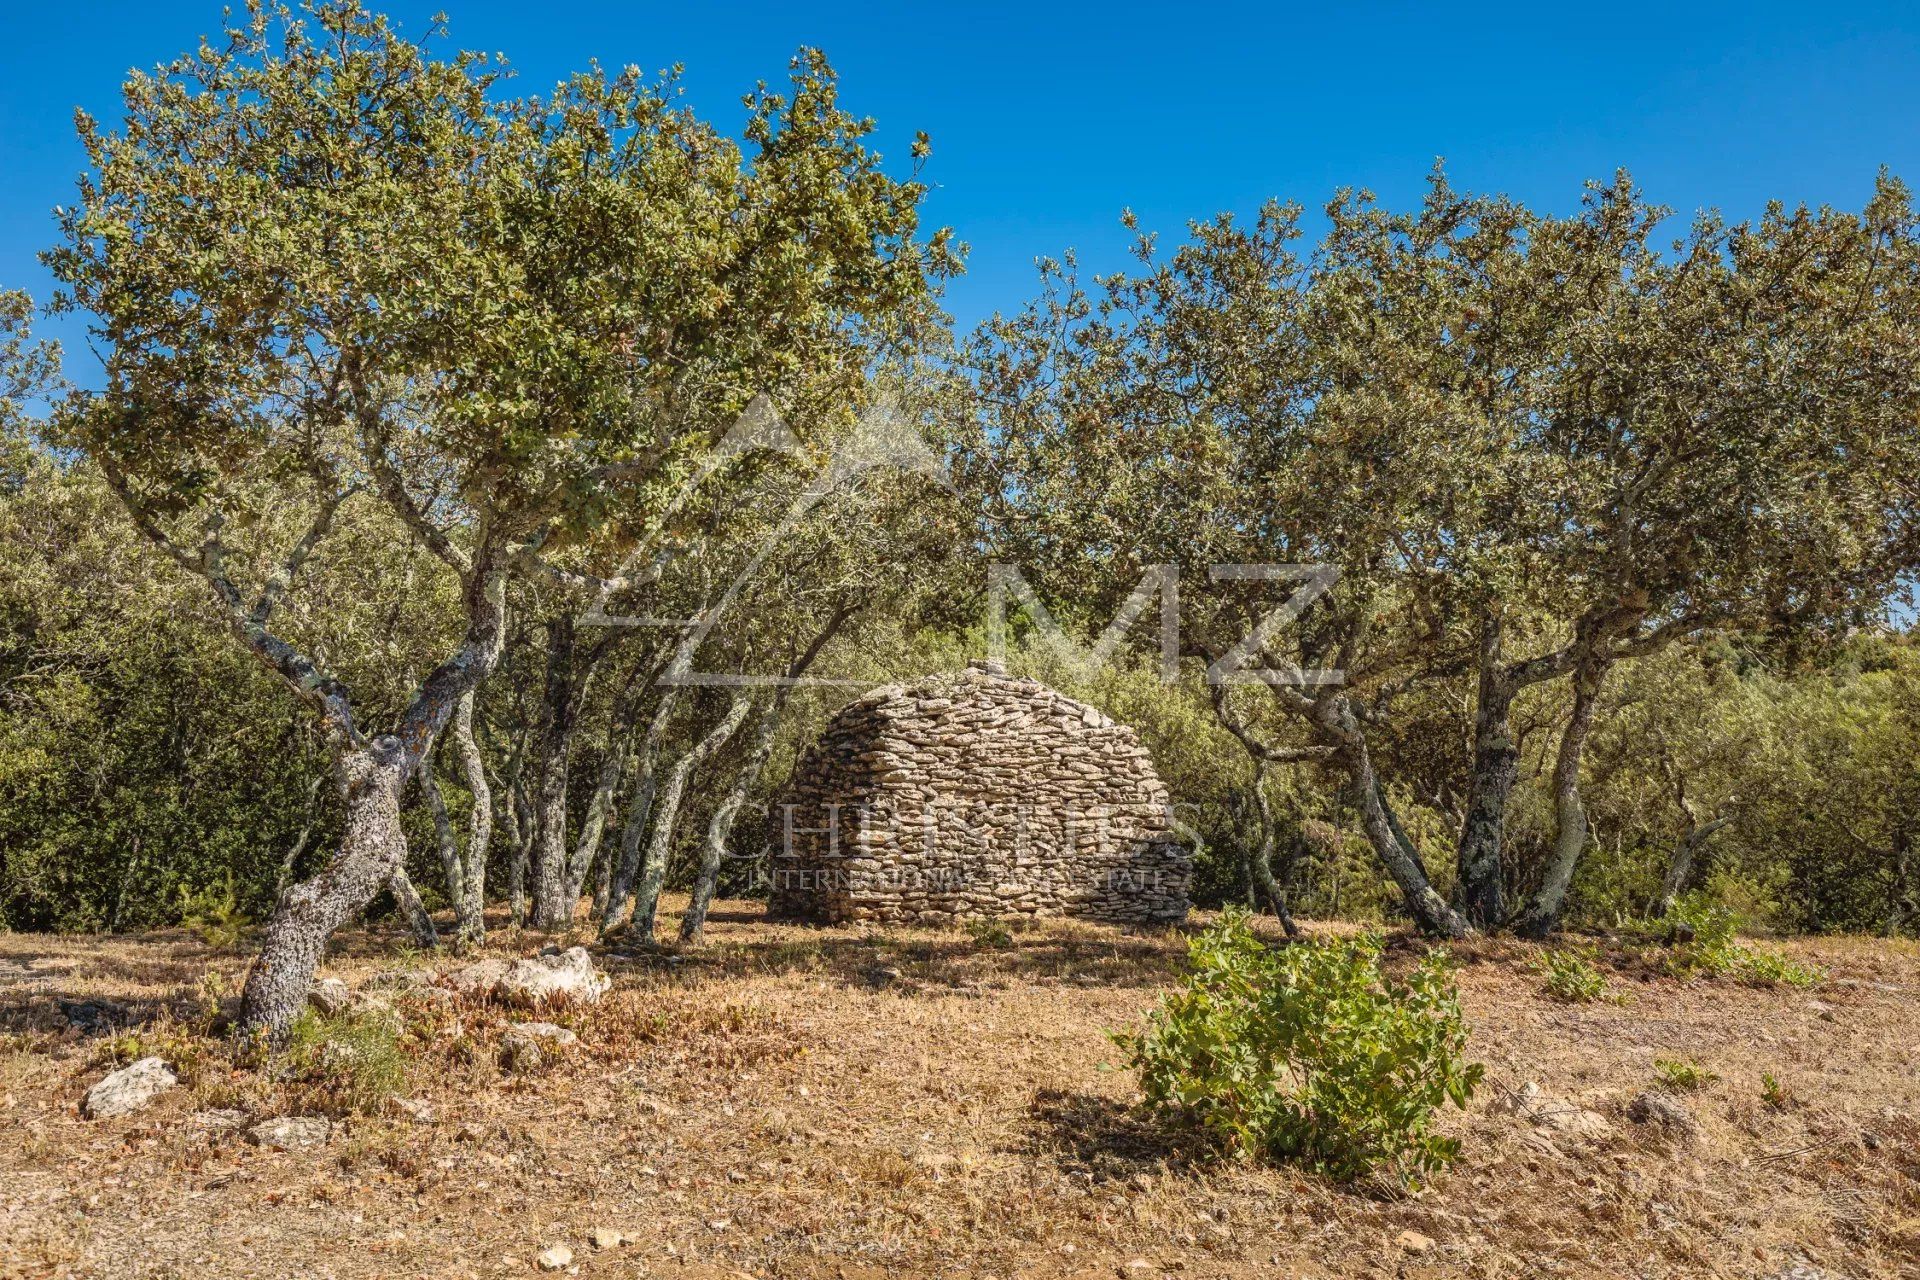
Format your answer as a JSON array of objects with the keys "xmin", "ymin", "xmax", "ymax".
[
  {"xmin": 1114, "ymin": 910, "xmax": 1482, "ymax": 1188},
  {"xmin": 1760, "ymin": 1070, "xmax": 1793, "ymax": 1109},
  {"xmin": 177, "ymin": 878, "xmax": 252, "ymax": 953},
  {"xmin": 1533, "ymin": 945, "xmax": 1616, "ymax": 1004},
  {"xmin": 1653, "ymin": 1057, "xmax": 1717, "ymax": 1091},
  {"xmin": 284, "ymin": 1009, "xmax": 407, "ymax": 1115},
  {"xmin": 1664, "ymin": 894, "xmax": 1823, "ymax": 988},
  {"xmin": 1735, "ymin": 947, "xmax": 1824, "ymax": 989}
]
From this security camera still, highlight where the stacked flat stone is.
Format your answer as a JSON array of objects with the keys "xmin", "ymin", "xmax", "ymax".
[{"xmin": 768, "ymin": 660, "xmax": 1190, "ymax": 925}]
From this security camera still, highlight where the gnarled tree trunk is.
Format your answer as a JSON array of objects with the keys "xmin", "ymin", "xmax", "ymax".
[
  {"xmin": 601, "ymin": 682, "xmax": 686, "ymax": 933},
  {"xmin": 528, "ymin": 616, "xmax": 579, "ymax": 928},
  {"xmin": 239, "ymin": 742, "xmax": 408, "ymax": 1035},
  {"xmin": 446, "ymin": 689, "xmax": 491, "ymax": 941},
  {"xmin": 388, "ymin": 863, "xmax": 439, "ymax": 949},
  {"xmin": 1515, "ymin": 656, "xmax": 1609, "ymax": 937}
]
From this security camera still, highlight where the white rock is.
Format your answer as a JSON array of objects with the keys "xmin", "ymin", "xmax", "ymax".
[
  {"xmin": 82, "ymin": 1056, "xmax": 179, "ymax": 1119},
  {"xmin": 535, "ymin": 1243, "xmax": 574, "ymax": 1270},
  {"xmin": 495, "ymin": 947, "xmax": 610, "ymax": 1006}
]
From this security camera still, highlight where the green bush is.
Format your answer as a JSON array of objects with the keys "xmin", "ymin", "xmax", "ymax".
[
  {"xmin": 1664, "ymin": 894, "xmax": 1824, "ymax": 988},
  {"xmin": 1533, "ymin": 945, "xmax": 1615, "ymax": 1003},
  {"xmin": 1114, "ymin": 910, "xmax": 1482, "ymax": 1188}
]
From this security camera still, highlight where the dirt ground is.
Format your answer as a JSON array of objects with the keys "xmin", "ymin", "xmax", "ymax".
[{"xmin": 1, "ymin": 900, "xmax": 1917, "ymax": 1280}]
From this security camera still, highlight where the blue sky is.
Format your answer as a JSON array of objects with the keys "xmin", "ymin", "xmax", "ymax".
[{"xmin": 5, "ymin": 1, "xmax": 1920, "ymax": 372}]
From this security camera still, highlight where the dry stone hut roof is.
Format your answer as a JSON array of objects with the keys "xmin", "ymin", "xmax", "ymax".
[{"xmin": 767, "ymin": 661, "xmax": 1190, "ymax": 925}]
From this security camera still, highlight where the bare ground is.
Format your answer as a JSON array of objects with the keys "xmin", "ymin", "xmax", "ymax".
[{"xmin": 2, "ymin": 900, "xmax": 1917, "ymax": 1280}]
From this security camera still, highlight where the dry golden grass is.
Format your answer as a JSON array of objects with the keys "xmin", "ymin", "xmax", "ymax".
[{"xmin": 2, "ymin": 900, "xmax": 1917, "ymax": 1279}]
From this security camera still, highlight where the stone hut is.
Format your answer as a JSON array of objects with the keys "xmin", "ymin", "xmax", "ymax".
[{"xmin": 767, "ymin": 661, "xmax": 1190, "ymax": 925}]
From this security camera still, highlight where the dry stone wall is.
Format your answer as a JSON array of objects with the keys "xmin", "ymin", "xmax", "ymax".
[{"xmin": 768, "ymin": 661, "xmax": 1190, "ymax": 924}]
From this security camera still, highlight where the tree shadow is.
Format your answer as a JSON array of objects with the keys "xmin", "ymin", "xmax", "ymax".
[
  {"xmin": 1020, "ymin": 1087, "xmax": 1211, "ymax": 1180},
  {"xmin": 604, "ymin": 916, "xmax": 1195, "ymax": 996}
]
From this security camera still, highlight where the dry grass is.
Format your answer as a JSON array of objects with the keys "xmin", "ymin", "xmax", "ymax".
[{"xmin": 2, "ymin": 901, "xmax": 1917, "ymax": 1279}]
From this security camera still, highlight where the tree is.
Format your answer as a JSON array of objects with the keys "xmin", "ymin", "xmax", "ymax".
[
  {"xmin": 967, "ymin": 171, "xmax": 1920, "ymax": 937},
  {"xmin": 48, "ymin": 2, "xmax": 952, "ymax": 1036}
]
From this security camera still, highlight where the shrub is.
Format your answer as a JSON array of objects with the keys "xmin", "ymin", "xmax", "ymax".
[
  {"xmin": 1664, "ymin": 894, "xmax": 1824, "ymax": 988},
  {"xmin": 1534, "ymin": 945, "xmax": 1615, "ymax": 1003},
  {"xmin": 1735, "ymin": 946, "xmax": 1824, "ymax": 989},
  {"xmin": 1653, "ymin": 1057, "xmax": 1716, "ymax": 1091},
  {"xmin": 1114, "ymin": 910, "xmax": 1482, "ymax": 1188},
  {"xmin": 1760, "ymin": 1070, "xmax": 1793, "ymax": 1109},
  {"xmin": 284, "ymin": 1009, "xmax": 407, "ymax": 1114}
]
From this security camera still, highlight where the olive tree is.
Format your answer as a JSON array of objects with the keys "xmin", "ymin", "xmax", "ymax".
[{"xmin": 48, "ymin": 2, "xmax": 951, "ymax": 1035}]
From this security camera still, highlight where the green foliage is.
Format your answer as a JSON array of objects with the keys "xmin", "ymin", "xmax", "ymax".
[
  {"xmin": 1653, "ymin": 1057, "xmax": 1716, "ymax": 1091},
  {"xmin": 1760, "ymin": 1070, "xmax": 1793, "ymax": 1109},
  {"xmin": 1533, "ymin": 945, "xmax": 1615, "ymax": 1004},
  {"xmin": 177, "ymin": 878, "xmax": 253, "ymax": 952},
  {"xmin": 1663, "ymin": 894, "xmax": 1825, "ymax": 988},
  {"xmin": 1736, "ymin": 947, "xmax": 1825, "ymax": 990},
  {"xmin": 1115, "ymin": 910, "xmax": 1482, "ymax": 1188},
  {"xmin": 283, "ymin": 1009, "xmax": 407, "ymax": 1115}
]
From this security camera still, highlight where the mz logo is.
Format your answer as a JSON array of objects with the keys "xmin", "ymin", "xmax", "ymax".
[{"xmin": 986, "ymin": 562, "xmax": 1342, "ymax": 687}]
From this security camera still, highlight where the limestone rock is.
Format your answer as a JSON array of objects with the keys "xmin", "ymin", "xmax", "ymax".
[
  {"xmin": 246, "ymin": 1115, "xmax": 332, "ymax": 1150},
  {"xmin": 1396, "ymin": 1229, "xmax": 1435, "ymax": 1253},
  {"xmin": 307, "ymin": 977, "xmax": 351, "ymax": 1016},
  {"xmin": 187, "ymin": 1108, "xmax": 250, "ymax": 1133},
  {"xmin": 1627, "ymin": 1090, "xmax": 1700, "ymax": 1138},
  {"xmin": 535, "ymin": 1243, "xmax": 574, "ymax": 1271},
  {"xmin": 496, "ymin": 948, "xmax": 609, "ymax": 1006},
  {"xmin": 391, "ymin": 1096, "xmax": 435, "ymax": 1124},
  {"xmin": 450, "ymin": 948, "xmax": 608, "ymax": 1007},
  {"xmin": 500, "ymin": 1021, "xmax": 577, "ymax": 1073},
  {"xmin": 589, "ymin": 1226, "xmax": 624, "ymax": 1250},
  {"xmin": 443, "ymin": 956, "xmax": 511, "ymax": 998},
  {"xmin": 82, "ymin": 1056, "xmax": 179, "ymax": 1119}
]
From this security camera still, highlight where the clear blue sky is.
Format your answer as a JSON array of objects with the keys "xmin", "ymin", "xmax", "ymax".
[{"xmin": 6, "ymin": 1, "xmax": 1920, "ymax": 374}]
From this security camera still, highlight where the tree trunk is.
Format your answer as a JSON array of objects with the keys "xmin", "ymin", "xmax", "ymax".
[
  {"xmin": 1515, "ymin": 657, "xmax": 1609, "ymax": 938},
  {"xmin": 628, "ymin": 694, "xmax": 753, "ymax": 943},
  {"xmin": 677, "ymin": 615, "xmax": 848, "ymax": 943},
  {"xmin": 388, "ymin": 864, "xmax": 439, "ymax": 949},
  {"xmin": 681, "ymin": 697, "xmax": 778, "ymax": 943},
  {"xmin": 1455, "ymin": 613, "xmax": 1517, "ymax": 929},
  {"xmin": 1243, "ymin": 768, "xmax": 1301, "ymax": 938},
  {"xmin": 529, "ymin": 616, "xmax": 579, "ymax": 928},
  {"xmin": 565, "ymin": 657, "xmax": 660, "ymax": 906},
  {"xmin": 238, "ymin": 743, "xmax": 408, "ymax": 1037},
  {"xmin": 1656, "ymin": 815, "xmax": 1730, "ymax": 918},
  {"xmin": 447, "ymin": 689, "xmax": 490, "ymax": 941},
  {"xmin": 601, "ymin": 683, "xmax": 686, "ymax": 933},
  {"xmin": 507, "ymin": 771, "xmax": 532, "ymax": 927},
  {"xmin": 1307, "ymin": 688, "xmax": 1470, "ymax": 939}
]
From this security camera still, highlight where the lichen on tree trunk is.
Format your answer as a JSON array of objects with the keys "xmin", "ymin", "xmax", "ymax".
[{"xmin": 238, "ymin": 742, "xmax": 408, "ymax": 1036}]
